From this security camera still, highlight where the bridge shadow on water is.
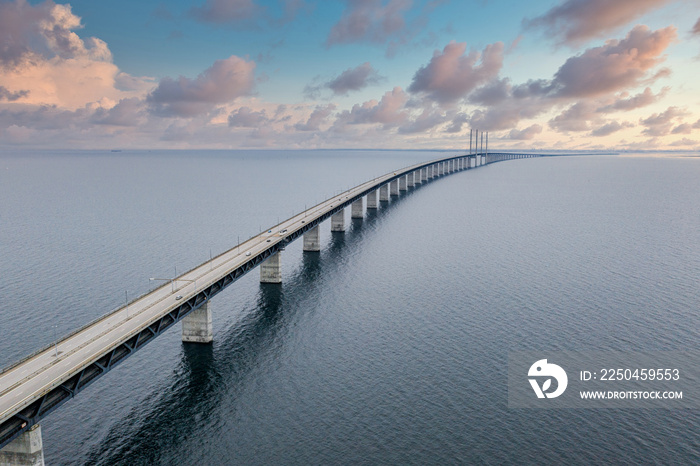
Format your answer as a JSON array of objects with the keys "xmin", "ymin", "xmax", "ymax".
[{"xmin": 81, "ymin": 178, "xmax": 433, "ymax": 465}]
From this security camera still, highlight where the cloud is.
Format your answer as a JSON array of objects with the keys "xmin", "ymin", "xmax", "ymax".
[
  {"xmin": 335, "ymin": 86, "xmax": 408, "ymax": 129},
  {"xmin": 694, "ymin": 119, "xmax": 700, "ymax": 129},
  {"xmin": 91, "ymin": 98, "xmax": 145, "ymax": 126},
  {"xmin": 669, "ymin": 138, "xmax": 698, "ymax": 147},
  {"xmin": 147, "ymin": 55, "xmax": 256, "ymax": 117},
  {"xmin": 549, "ymin": 101, "xmax": 598, "ymax": 132},
  {"xmin": 398, "ymin": 106, "xmax": 448, "ymax": 133},
  {"xmin": 445, "ymin": 112, "xmax": 468, "ymax": 133},
  {"xmin": 294, "ymin": 104, "xmax": 336, "ymax": 131},
  {"xmin": 0, "ymin": 1, "xmax": 153, "ymax": 110},
  {"xmin": 549, "ymin": 25, "xmax": 677, "ymax": 98},
  {"xmin": 589, "ymin": 120, "xmax": 634, "ymax": 136},
  {"xmin": 597, "ymin": 87, "xmax": 668, "ymax": 112},
  {"xmin": 0, "ymin": 0, "xmax": 112, "ymax": 68},
  {"xmin": 304, "ymin": 62, "xmax": 384, "ymax": 98},
  {"xmin": 524, "ymin": 0, "xmax": 673, "ymax": 46},
  {"xmin": 469, "ymin": 78, "xmax": 511, "ymax": 106},
  {"xmin": 671, "ymin": 123, "xmax": 693, "ymax": 134},
  {"xmin": 228, "ymin": 106, "xmax": 269, "ymax": 127},
  {"xmin": 640, "ymin": 106, "xmax": 688, "ymax": 136},
  {"xmin": 327, "ymin": 62, "xmax": 383, "ymax": 96},
  {"xmin": 460, "ymin": 25, "xmax": 676, "ymax": 135},
  {"xmin": 508, "ymin": 124, "xmax": 543, "ymax": 140},
  {"xmin": 692, "ymin": 18, "xmax": 700, "ymax": 36},
  {"xmin": 326, "ymin": 0, "xmax": 411, "ymax": 46},
  {"xmin": 0, "ymin": 85, "xmax": 28, "ymax": 101},
  {"xmin": 408, "ymin": 41, "xmax": 504, "ymax": 105},
  {"xmin": 189, "ymin": 0, "xmax": 259, "ymax": 24}
]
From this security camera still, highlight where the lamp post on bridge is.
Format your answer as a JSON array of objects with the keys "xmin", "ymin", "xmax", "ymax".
[{"xmin": 149, "ymin": 277, "xmax": 197, "ymax": 294}]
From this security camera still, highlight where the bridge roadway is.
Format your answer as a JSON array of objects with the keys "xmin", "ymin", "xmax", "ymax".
[{"xmin": 0, "ymin": 151, "xmax": 538, "ymax": 460}]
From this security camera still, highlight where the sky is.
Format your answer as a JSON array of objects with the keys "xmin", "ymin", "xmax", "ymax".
[{"xmin": 0, "ymin": 0, "xmax": 699, "ymax": 151}]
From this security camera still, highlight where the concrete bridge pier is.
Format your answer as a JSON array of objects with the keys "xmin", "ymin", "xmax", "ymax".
[
  {"xmin": 260, "ymin": 252, "xmax": 282, "ymax": 283},
  {"xmin": 367, "ymin": 190, "xmax": 378, "ymax": 209},
  {"xmin": 413, "ymin": 170, "xmax": 421, "ymax": 185},
  {"xmin": 304, "ymin": 225, "xmax": 322, "ymax": 249},
  {"xmin": 390, "ymin": 179, "xmax": 399, "ymax": 196},
  {"xmin": 399, "ymin": 176, "xmax": 407, "ymax": 191},
  {"xmin": 421, "ymin": 168, "xmax": 427, "ymax": 182},
  {"xmin": 351, "ymin": 199, "xmax": 363, "ymax": 219},
  {"xmin": 182, "ymin": 300, "xmax": 213, "ymax": 343},
  {"xmin": 331, "ymin": 211, "xmax": 345, "ymax": 230},
  {"xmin": 439, "ymin": 163, "xmax": 444, "ymax": 176},
  {"xmin": 379, "ymin": 184, "xmax": 390, "ymax": 201},
  {"xmin": 407, "ymin": 172, "xmax": 415, "ymax": 187},
  {"xmin": 0, "ymin": 424, "xmax": 44, "ymax": 466},
  {"xmin": 428, "ymin": 165, "xmax": 434, "ymax": 179}
]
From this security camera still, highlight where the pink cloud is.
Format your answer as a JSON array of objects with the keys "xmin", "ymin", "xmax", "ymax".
[
  {"xmin": 590, "ymin": 121, "xmax": 634, "ymax": 137},
  {"xmin": 147, "ymin": 56, "xmax": 256, "ymax": 117},
  {"xmin": 327, "ymin": 62, "xmax": 383, "ymax": 95},
  {"xmin": 294, "ymin": 104, "xmax": 336, "ymax": 131},
  {"xmin": 408, "ymin": 40, "xmax": 504, "ymax": 105},
  {"xmin": 228, "ymin": 106, "xmax": 270, "ymax": 127},
  {"xmin": 0, "ymin": 85, "xmax": 28, "ymax": 101},
  {"xmin": 692, "ymin": 18, "xmax": 700, "ymax": 35},
  {"xmin": 550, "ymin": 25, "xmax": 677, "ymax": 98},
  {"xmin": 549, "ymin": 101, "xmax": 598, "ymax": 132},
  {"xmin": 0, "ymin": 1, "xmax": 153, "ymax": 110},
  {"xmin": 91, "ymin": 98, "xmax": 146, "ymax": 127},
  {"xmin": 524, "ymin": 0, "xmax": 673, "ymax": 45},
  {"xmin": 305, "ymin": 62, "xmax": 384, "ymax": 98},
  {"xmin": 671, "ymin": 123, "xmax": 693, "ymax": 135},
  {"xmin": 326, "ymin": 0, "xmax": 411, "ymax": 47},
  {"xmin": 189, "ymin": 0, "xmax": 258, "ymax": 23},
  {"xmin": 398, "ymin": 106, "xmax": 447, "ymax": 133},
  {"xmin": 335, "ymin": 86, "xmax": 408, "ymax": 128},
  {"xmin": 597, "ymin": 87, "xmax": 668, "ymax": 112},
  {"xmin": 508, "ymin": 124, "xmax": 543, "ymax": 140},
  {"xmin": 640, "ymin": 106, "xmax": 688, "ymax": 136},
  {"xmin": 669, "ymin": 138, "xmax": 698, "ymax": 147}
]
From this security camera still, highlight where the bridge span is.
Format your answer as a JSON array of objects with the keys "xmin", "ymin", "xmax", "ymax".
[{"xmin": 0, "ymin": 151, "xmax": 541, "ymax": 464}]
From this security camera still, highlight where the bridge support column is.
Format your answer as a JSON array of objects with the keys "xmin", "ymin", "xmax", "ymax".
[
  {"xmin": 421, "ymin": 168, "xmax": 427, "ymax": 182},
  {"xmin": 331, "ymin": 211, "xmax": 345, "ymax": 230},
  {"xmin": 182, "ymin": 301, "xmax": 213, "ymax": 343},
  {"xmin": 407, "ymin": 172, "xmax": 415, "ymax": 187},
  {"xmin": 390, "ymin": 179, "xmax": 399, "ymax": 196},
  {"xmin": 304, "ymin": 225, "xmax": 321, "ymax": 250},
  {"xmin": 260, "ymin": 252, "xmax": 282, "ymax": 283},
  {"xmin": 351, "ymin": 199, "xmax": 363, "ymax": 219},
  {"xmin": 0, "ymin": 424, "xmax": 44, "ymax": 466},
  {"xmin": 438, "ymin": 163, "xmax": 444, "ymax": 176},
  {"xmin": 379, "ymin": 184, "xmax": 390, "ymax": 201},
  {"xmin": 399, "ymin": 176, "xmax": 407, "ymax": 191},
  {"xmin": 413, "ymin": 170, "xmax": 421, "ymax": 185},
  {"xmin": 367, "ymin": 190, "xmax": 378, "ymax": 209}
]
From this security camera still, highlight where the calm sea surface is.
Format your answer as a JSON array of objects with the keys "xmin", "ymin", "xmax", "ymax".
[{"xmin": 1, "ymin": 150, "xmax": 699, "ymax": 465}]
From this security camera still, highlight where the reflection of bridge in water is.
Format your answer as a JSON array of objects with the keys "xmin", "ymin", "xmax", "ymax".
[{"xmin": 0, "ymin": 149, "xmax": 545, "ymax": 464}]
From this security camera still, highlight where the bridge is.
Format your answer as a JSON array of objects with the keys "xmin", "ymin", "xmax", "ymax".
[{"xmin": 0, "ymin": 149, "xmax": 542, "ymax": 464}]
